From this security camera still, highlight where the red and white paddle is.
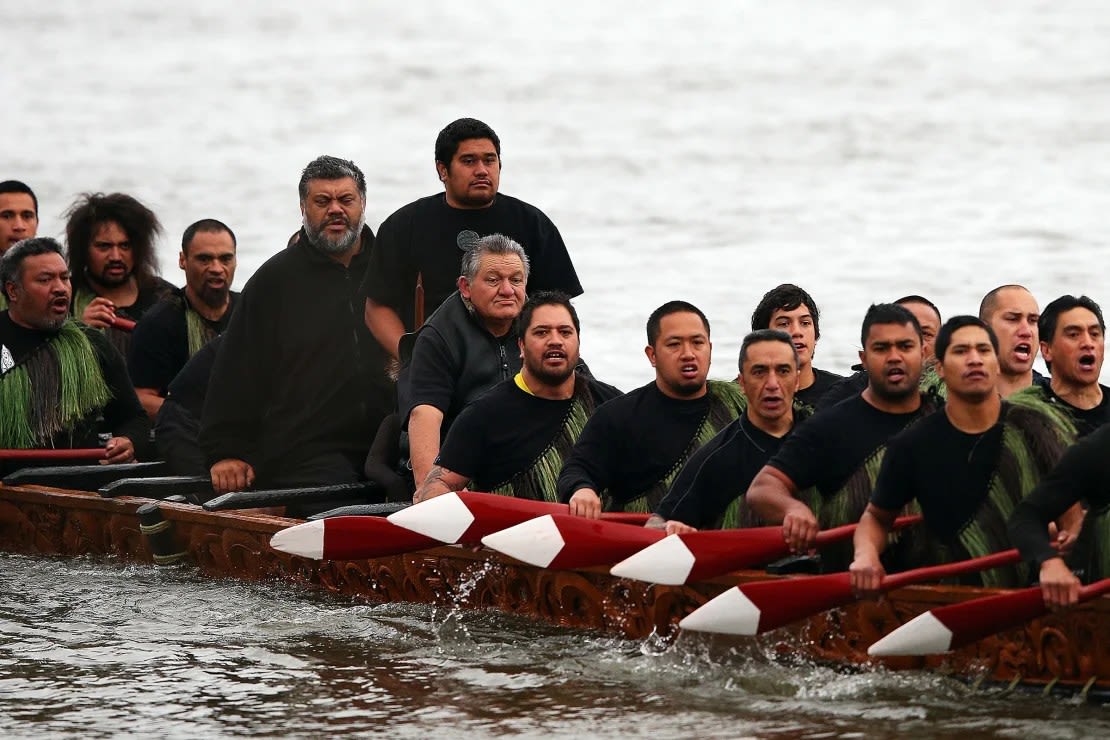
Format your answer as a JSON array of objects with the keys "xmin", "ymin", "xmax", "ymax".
[
  {"xmin": 480, "ymin": 513, "xmax": 665, "ymax": 569},
  {"xmin": 385, "ymin": 491, "xmax": 648, "ymax": 545},
  {"xmin": 611, "ymin": 515, "xmax": 922, "ymax": 585},
  {"xmin": 680, "ymin": 548, "xmax": 1021, "ymax": 635},
  {"xmin": 868, "ymin": 575, "xmax": 1110, "ymax": 657},
  {"xmin": 269, "ymin": 516, "xmax": 439, "ymax": 560}
]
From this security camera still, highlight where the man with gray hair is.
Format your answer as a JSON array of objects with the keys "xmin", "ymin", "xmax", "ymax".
[
  {"xmin": 361, "ymin": 117, "xmax": 581, "ymax": 361},
  {"xmin": 1, "ymin": 237, "xmax": 149, "ymax": 473},
  {"xmin": 399, "ymin": 233, "xmax": 530, "ymax": 486},
  {"xmin": 200, "ymin": 156, "xmax": 393, "ymax": 512}
]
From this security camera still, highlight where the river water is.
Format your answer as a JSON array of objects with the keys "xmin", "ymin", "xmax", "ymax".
[
  {"xmin": 2, "ymin": 553, "xmax": 1108, "ymax": 739},
  {"xmin": 3, "ymin": 0, "xmax": 1110, "ymax": 736}
]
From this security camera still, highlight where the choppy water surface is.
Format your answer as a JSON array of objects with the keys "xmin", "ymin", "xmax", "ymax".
[{"xmin": 1, "ymin": 553, "xmax": 1106, "ymax": 739}]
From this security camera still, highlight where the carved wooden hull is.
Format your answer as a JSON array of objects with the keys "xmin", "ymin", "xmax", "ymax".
[{"xmin": 2, "ymin": 482, "xmax": 1107, "ymax": 698}]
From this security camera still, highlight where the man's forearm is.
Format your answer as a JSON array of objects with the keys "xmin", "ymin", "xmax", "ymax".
[
  {"xmin": 408, "ymin": 405, "xmax": 444, "ymax": 485},
  {"xmin": 365, "ymin": 299, "xmax": 406, "ymax": 360},
  {"xmin": 745, "ymin": 465, "xmax": 799, "ymax": 523},
  {"xmin": 135, "ymin": 388, "xmax": 165, "ymax": 421},
  {"xmin": 413, "ymin": 464, "xmax": 469, "ymax": 504},
  {"xmin": 853, "ymin": 505, "xmax": 895, "ymax": 559}
]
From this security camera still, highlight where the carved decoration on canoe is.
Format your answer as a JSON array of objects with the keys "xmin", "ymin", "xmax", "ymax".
[{"xmin": 2, "ymin": 484, "xmax": 1110, "ymax": 694}]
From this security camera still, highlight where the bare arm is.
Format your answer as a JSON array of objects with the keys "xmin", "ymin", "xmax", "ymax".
[
  {"xmin": 1051, "ymin": 502, "xmax": 1086, "ymax": 555},
  {"xmin": 413, "ymin": 464, "xmax": 471, "ymax": 504},
  {"xmin": 746, "ymin": 465, "xmax": 818, "ymax": 552},
  {"xmin": 849, "ymin": 503, "xmax": 897, "ymax": 595},
  {"xmin": 135, "ymin": 388, "xmax": 164, "ymax": 420},
  {"xmin": 408, "ymin": 404, "xmax": 445, "ymax": 486},
  {"xmin": 365, "ymin": 298, "xmax": 406, "ymax": 360}
]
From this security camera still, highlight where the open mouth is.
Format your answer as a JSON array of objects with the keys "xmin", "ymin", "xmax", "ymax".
[
  {"xmin": 886, "ymin": 367, "xmax": 907, "ymax": 382},
  {"xmin": 543, "ymin": 350, "xmax": 567, "ymax": 362},
  {"xmin": 50, "ymin": 297, "xmax": 70, "ymax": 312},
  {"xmin": 1079, "ymin": 353, "xmax": 1098, "ymax": 371},
  {"xmin": 680, "ymin": 363, "xmax": 699, "ymax": 378},
  {"xmin": 1012, "ymin": 343, "xmax": 1032, "ymax": 362}
]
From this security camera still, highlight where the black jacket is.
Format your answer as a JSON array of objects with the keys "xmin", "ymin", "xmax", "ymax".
[
  {"xmin": 399, "ymin": 292, "xmax": 521, "ymax": 434},
  {"xmin": 200, "ymin": 228, "xmax": 393, "ymax": 481}
]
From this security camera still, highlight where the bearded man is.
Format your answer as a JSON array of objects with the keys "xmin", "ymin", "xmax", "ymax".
[
  {"xmin": 413, "ymin": 292, "xmax": 620, "ymax": 503},
  {"xmin": 128, "ymin": 219, "xmax": 239, "ymax": 419},
  {"xmin": 64, "ymin": 192, "xmax": 175, "ymax": 357},
  {"xmin": 0, "ymin": 237, "xmax": 150, "ymax": 475},
  {"xmin": 200, "ymin": 156, "xmax": 393, "ymax": 513}
]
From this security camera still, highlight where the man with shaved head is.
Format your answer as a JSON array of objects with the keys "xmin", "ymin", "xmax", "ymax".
[{"xmin": 979, "ymin": 285, "xmax": 1043, "ymax": 397}]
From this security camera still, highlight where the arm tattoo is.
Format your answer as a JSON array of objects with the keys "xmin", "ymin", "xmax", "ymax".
[{"xmin": 413, "ymin": 464, "xmax": 449, "ymax": 504}]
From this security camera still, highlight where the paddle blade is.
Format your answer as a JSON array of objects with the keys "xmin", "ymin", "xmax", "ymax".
[
  {"xmin": 387, "ymin": 491, "xmax": 652, "ymax": 545},
  {"xmin": 270, "ymin": 516, "xmax": 439, "ymax": 560},
  {"xmin": 869, "ymin": 587, "xmax": 1046, "ymax": 656},
  {"xmin": 482, "ymin": 514, "xmax": 665, "ymax": 569},
  {"xmin": 611, "ymin": 526, "xmax": 792, "ymax": 585},
  {"xmin": 679, "ymin": 585, "xmax": 764, "ymax": 635}
]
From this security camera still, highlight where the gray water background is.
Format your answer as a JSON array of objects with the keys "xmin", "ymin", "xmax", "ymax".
[
  {"xmin": 5, "ymin": 0, "xmax": 1110, "ymax": 389},
  {"xmin": 3, "ymin": 0, "xmax": 1110, "ymax": 736}
]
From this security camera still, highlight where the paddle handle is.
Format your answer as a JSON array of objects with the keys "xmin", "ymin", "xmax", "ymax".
[
  {"xmin": 110, "ymin": 316, "xmax": 136, "ymax": 332},
  {"xmin": 1078, "ymin": 577, "xmax": 1110, "ymax": 603},
  {"xmin": 812, "ymin": 513, "xmax": 922, "ymax": 547},
  {"xmin": 882, "ymin": 548, "xmax": 1021, "ymax": 590},
  {"xmin": 0, "ymin": 447, "xmax": 106, "ymax": 461}
]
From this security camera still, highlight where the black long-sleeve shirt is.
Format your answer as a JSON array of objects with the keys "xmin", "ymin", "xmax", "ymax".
[{"xmin": 1009, "ymin": 422, "xmax": 1110, "ymax": 572}]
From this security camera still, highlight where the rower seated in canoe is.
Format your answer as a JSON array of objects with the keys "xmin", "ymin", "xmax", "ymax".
[
  {"xmin": 557, "ymin": 301, "xmax": 745, "ymax": 518},
  {"xmin": 650, "ymin": 329, "xmax": 808, "ymax": 534},
  {"xmin": 413, "ymin": 292, "xmax": 619, "ymax": 503},
  {"xmin": 1, "ymin": 237, "xmax": 151, "ymax": 474},
  {"xmin": 851, "ymin": 316, "xmax": 1080, "ymax": 592},
  {"xmin": 745, "ymin": 303, "xmax": 940, "ymax": 571}
]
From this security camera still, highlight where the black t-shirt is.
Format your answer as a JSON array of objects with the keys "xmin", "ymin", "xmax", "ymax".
[
  {"xmin": 795, "ymin": 366, "xmax": 844, "ymax": 411},
  {"xmin": 1042, "ymin": 383, "xmax": 1110, "ymax": 438},
  {"xmin": 815, "ymin": 367, "xmax": 867, "ymax": 411},
  {"xmin": 557, "ymin": 381, "xmax": 733, "ymax": 508},
  {"xmin": 128, "ymin": 288, "xmax": 237, "ymax": 394},
  {"xmin": 360, "ymin": 193, "xmax": 582, "ymax": 331},
  {"xmin": 872, "ymin": 409, "xmax": 1004, "ymax": 544},
  {"xmin": 1009, "ymin": 421, "xmax": 1110, "ymax": 568},
  {"xmin": 656, "ymin": 413, "xmax": 791, "ymax": 529},
  {"xmin": 768, "ymin": 393, "xmax": 929, "ymax": 498},
  {"xmin": 436, "ymin": 376, "xmax": 621, "ymax": 490}
]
